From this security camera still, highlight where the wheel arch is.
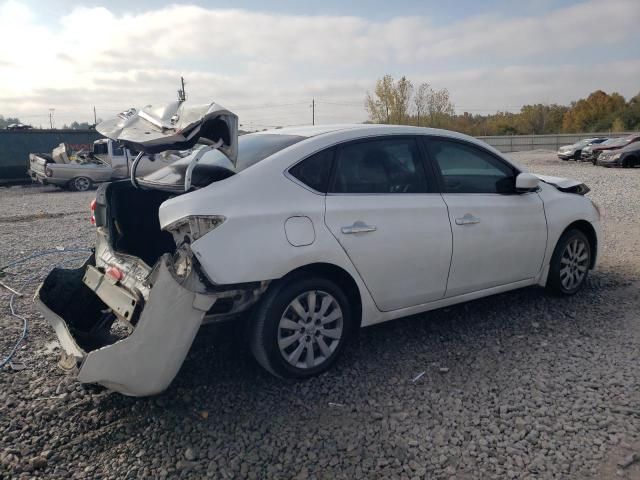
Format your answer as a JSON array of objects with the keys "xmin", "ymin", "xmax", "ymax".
[
  {"xmin": 280, "ymin": 262, "xmax": 363, "ymax": 330},
  {"xmin": 561, "ymin": 220, "xmax": 598, "ymax": 269}
]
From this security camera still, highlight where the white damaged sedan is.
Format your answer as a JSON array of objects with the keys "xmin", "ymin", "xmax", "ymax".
[{"xmin": 36, "ymin": 100, "xmax": 601, "ymax": 396}]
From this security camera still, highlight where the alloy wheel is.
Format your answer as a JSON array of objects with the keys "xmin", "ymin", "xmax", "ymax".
[
  {"xmin": 559, "ymin": 238, "xmax": 589, "ymax": 291},
  {"xmin": 277, "ymin": 290, "xmax": 343, "ymax": 369}
]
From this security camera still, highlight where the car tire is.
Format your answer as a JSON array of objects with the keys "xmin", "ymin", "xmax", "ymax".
[
  {"xmin": 70, "ymin": 176, "xmax": 92, "ymax": 192},
  {"xmin": 249, "ymin": 275, "xmax": 352, "ymax": 379},
  {"xmin": 546, "ymin": 229, "xmax": 591, "ymax": 296},
  {"xmin": 573, "ymin": 150, "xmax": 581, "ymax": 160}
]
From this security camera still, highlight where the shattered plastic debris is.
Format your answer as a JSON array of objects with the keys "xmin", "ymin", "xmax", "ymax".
[
  {"xmin": 412, "ymin": 371, "xmax": 426, "ymax": 383},
  {"xmin": 9, "ymin": 362, "xmax": 27, "ymax": 371}
]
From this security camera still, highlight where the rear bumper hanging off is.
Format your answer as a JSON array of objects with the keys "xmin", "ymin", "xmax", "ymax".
[{"xmin": 35, "ymin": 254, "xmax": 216, "ymax": 396}]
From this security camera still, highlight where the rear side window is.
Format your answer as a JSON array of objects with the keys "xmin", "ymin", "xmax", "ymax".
[
  {"xmin": 235, "ymin": 134, "xmax": 306, "ymax": 171},
  {"xmin": 426, "ymin": 138, "xmax": 516, "ymax": 194},
  {"xmin": 289, "ymin": 149, "xmax": 333, "ymax": 193},
  {"xmin": 330, "ymin": 138, "xmax": 428, "ymax": 194}
]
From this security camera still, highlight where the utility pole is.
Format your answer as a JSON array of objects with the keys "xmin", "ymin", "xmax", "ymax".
[
  {"xmin": 178, "ymin": 77, "xmax": 186, "ymax": 102},
  {"xmin": 311, "ymin": 99, "xmax": 315, "ymax": 126},
  {"xmin": 93, "ymin": 106, "xmax": 97, "ymax": 125},
  {"xmin": 49, "ymin": 108, "xmax": 55, "ymax": 129}
]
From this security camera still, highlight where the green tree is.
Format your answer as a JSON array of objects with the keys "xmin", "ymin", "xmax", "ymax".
[
  {"xmin": 611, "ymin": 117, "xmax": 626, "ymax": 132},
  {"xmin": 0, "ymin": 115, "xmax": 22, "ymax": 129},
  {"xmin": 620, "ymin": 93, "xmax": 640, "ymax": 130}
]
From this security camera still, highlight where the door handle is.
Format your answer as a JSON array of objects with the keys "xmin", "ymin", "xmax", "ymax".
[
  {"xmin": 455, "ymin": 213, "xmax": 480, "ymax": 225},
  {"xmin": 341, "ymin": 221, "xmax": 377, "ymax": 234}
]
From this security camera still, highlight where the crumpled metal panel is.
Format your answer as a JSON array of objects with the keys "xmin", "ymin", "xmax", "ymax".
[{"xmin": 96, "ymin": 100, "xmax": 238, "ymax": 164}]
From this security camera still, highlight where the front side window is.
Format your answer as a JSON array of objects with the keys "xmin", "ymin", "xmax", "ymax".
[
  {"xmin": 426, "ymin": 138, "xmax": 516, "ymax": 194},
  {"xmin": 330, "ymin": 138, "xmax": 427, "ymax": 194}
]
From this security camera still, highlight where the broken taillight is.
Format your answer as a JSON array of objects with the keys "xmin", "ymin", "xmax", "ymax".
[
  {"xmin": 105, "ymin": 266, "xmax": 124, "ymax": 282},
  {"xmin": 90, "ymin": 199, "xmax": 96, "ymax": 225}
]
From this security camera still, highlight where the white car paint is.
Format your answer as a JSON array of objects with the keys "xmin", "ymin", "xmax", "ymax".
[
  {"xmin": 36, "ymin": 122, "xmax": 601, "ymax": 395},
  {"xmin": 158, "ymin": 124, "xmax": 600, "ymax": 327}
]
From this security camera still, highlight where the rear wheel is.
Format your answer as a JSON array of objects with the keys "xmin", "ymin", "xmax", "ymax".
[
  {"xmin": 546, "ymin": 229, "xmax": 591, "ymax": 295},
  {"xmin": 249, "ymin": 275, "xmax": 351, "ymax": 378},
  {"xmin": 70, "ymin": 176, "xmax": 92, "ymax": 192}
]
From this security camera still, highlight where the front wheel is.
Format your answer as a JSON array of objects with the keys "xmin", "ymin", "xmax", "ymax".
[
  {"xmin": 546, "ymin": 229, "xmax": 591, "ymax": 295},
  {"xmin": 249, "ymin": 275, "xmax": 352, "ymax": 378}
]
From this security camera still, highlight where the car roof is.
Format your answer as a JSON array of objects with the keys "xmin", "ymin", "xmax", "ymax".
[{"xmin": 252, "ymin": 123, "xmax": 505, "ymax": 157}]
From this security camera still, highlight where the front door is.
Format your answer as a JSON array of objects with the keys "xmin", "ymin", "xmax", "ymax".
[
  {"xmin": 423, "ymin": 137, "xmax": 547, "ymax": 297},
  {"xmin": 324, "ymin": 136, "xmax": 452, "ymax": 312}
]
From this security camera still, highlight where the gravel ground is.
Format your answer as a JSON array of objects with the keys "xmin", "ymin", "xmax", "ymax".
[{"xmin": 1, "ymin": 153, "xmax": 639, "ymax": 480}]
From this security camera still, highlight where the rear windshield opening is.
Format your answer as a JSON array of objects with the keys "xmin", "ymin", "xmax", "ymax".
[{"xmin": 138, "ymin": 133, "xmax": 305, "ymax": 190}]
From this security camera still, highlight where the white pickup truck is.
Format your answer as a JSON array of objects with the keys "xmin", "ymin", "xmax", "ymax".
[{"xmin": 28, "ymin": 139, "xmax": 178, "ymax": 191}]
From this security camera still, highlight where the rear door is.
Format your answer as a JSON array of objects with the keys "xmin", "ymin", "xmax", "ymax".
[
  {"xmin": 324, "ymin": 136, "xmax": 452, "ymax": 312},
  {"xmin": 423, "ymin": 136, "xmax": 547, "ymax": 297}
]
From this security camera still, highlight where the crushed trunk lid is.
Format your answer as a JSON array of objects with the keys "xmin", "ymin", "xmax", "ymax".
[{"xmin": 96, "ymin": 100, "xmax": 238, "ymax": 165}]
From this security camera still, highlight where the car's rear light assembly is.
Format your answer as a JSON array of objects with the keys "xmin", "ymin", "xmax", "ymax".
[
  {"xmin": 90, "ymin": 198, "xmax": 97, "ymax": 225},
  {"xmin": 163, "ymin": 215, "xmax": 226, "ymax": 242},
  {"xmin": 105, "ymin": 265, "xmax": 124, "ymax": 282},
  {"xmin": 45, "ymin": 166, "xmax": 53, "ymax": 177}
]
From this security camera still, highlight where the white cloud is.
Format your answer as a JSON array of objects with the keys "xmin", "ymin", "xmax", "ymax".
[{"xmin": 0, "ymin": 0, "xmax": 638, "ymax": 128}]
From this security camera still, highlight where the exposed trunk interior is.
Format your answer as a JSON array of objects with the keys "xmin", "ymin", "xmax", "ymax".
[
  {"xmin": 106, "ymin": 182, "xmax": 177, "ymax": 267},
  {"xmin": 39, "ymin": 259, "xmax": 114, "ymax": 352}
]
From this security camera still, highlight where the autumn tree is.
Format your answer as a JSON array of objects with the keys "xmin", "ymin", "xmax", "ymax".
[
  {"xmin": 424, "ymin": 88, "xmax": 455, "ymax": 128},
  {"xmin": 365, "ymin": 75, "xmax": 414, "ymax": 124},
  {"xmin": 366, "ymin": 81, "xmax": 636, "ymax": 136},
  {"xmin": 562, "ymin": 90, "xmax": 626, "ymax": 132},
  {"xmin": 518, "ymin": 104, "xmax": 567, "ymax": 134},
  {"xmin": 366, "ymin": 75, "xmax": 454, "ymax": 127}
]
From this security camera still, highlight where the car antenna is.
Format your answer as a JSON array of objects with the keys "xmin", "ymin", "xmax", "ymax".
[{"xmin": 177, "ymin": 76, "xmax": 187, "ymax": 103}]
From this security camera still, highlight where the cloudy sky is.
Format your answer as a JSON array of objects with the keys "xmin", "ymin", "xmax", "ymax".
[{"xmin": 0, "ymin": 0, "xmax": 638, "ymax": 129}]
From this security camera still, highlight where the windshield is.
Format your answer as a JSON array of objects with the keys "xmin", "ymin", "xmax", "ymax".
[
  {"xmin": 138, "ymin": 133, "xmax": 305, "ymax": 190},
  {"xmin": 605, "ymin": 137, "xmax": 630, "ymax": 147}
]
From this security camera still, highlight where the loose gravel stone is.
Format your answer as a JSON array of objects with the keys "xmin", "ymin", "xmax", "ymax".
[{"xmin": 1, "ymin": 153, "xmax": 640, "ymax": 479}]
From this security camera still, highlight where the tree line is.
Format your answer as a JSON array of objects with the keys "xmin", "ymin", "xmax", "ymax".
[
  {"xmin": 0, "ymin": 116, "xmax": 98, "ymax": 130},
  {"xmin": 365, "ymin": 75, "xmax": 640, "ymax": 136}
]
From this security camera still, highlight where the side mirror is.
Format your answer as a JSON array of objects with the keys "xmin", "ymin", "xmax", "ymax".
[{"xmin": 515, "ymin": 173, "xmax": 540, "ymax": 192}]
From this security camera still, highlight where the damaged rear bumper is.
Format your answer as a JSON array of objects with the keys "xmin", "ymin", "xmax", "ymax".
[{"xmin": 35, "ymin": 255, "xmax": 217, "ymax": 396}]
